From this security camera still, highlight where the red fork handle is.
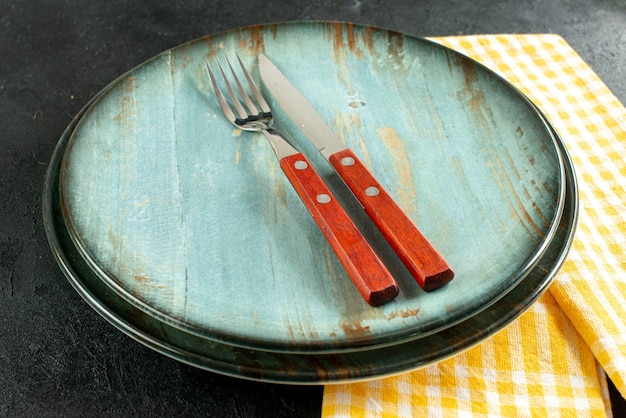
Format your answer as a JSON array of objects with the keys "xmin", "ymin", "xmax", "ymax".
[
  {"xmin": 328, "ymin": 149, "xmax": 454, "ymax": 291},
  {"xmin": 280, "ymin": 153, "xmax": 399, "ymax": 306}
]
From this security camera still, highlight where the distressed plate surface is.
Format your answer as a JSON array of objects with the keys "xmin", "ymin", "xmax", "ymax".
[
  {"xmin": 59, "ymin": 22, "xmax": 564, "ymax": 353},
  {"xmin": 44, "ymin": 98, "xmax": 577, "ymax": 383}
]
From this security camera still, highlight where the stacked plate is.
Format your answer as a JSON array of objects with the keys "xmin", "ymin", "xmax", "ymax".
[{"xmin": 43, "ymin": 22, "xmax": 577, "ymax": 384}]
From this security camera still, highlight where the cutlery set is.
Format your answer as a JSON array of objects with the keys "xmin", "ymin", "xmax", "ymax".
[{"xmin": 205, "ymin": 54, "xmax": 454, "ymax": 305}]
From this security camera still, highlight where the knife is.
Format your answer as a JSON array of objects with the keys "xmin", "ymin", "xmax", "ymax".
[{"xmin": 258, "ymin": 54, "xmax": 454, "ymax": 291}]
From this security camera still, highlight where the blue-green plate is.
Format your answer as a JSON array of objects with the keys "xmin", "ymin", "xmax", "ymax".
[{"xmin": 58, "ymin": 22, "xmax": 565, "ymax": 353}]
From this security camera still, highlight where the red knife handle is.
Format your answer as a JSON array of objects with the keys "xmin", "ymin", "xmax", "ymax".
[
  {"xmin": 280, "ymin": 153, "xmax": 399, "ymax": 306},
  {"xmin": 328, "ymin": 149, "xmax": 454, "ymax": 291}
]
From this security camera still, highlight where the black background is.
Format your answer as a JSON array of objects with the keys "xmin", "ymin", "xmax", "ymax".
[{"xmin": 1, "ymin": 1, "xmax": 624, "ymax": 416}]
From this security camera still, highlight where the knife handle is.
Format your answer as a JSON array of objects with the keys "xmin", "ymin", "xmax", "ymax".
[
  {"xmin": 328, "ymin": 149, "xmax": 454, "ymax": 291},
  {"xmin": 279, "ymin": 153, "xmax": 399, "ymax": 306}
]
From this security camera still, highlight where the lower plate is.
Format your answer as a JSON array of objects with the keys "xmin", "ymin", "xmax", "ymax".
[{"xmin": 43, "ymin": 99, "xmax": 577, "ymax": 384}]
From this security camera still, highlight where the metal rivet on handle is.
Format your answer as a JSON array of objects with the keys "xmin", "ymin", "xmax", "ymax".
[
  {"xmin": 294, "ymin": 160, "xmax": 308, "ymax": 170},
  {"xmin": 365, "ymin": 186, "xmax": 380, "ymax": 197},
  {"xmin": 316, "ymin": 194, "xmax": 331, "ymax": 204},
  {"xmin": 341, "ymin": 157, "xmax": 355, "ymax": 166}
]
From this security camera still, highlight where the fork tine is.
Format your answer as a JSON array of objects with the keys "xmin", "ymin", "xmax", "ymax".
[
  {"xmin": 236, "ymin": 54, "xmax": 271, "ymax": 114},
  {"xmin": 224, "ymin": 56, "xmax": 260, "ymax": 116},
  {"xmin": 204, "ymin": 60, "xmax": 238, "ymax": 123},
  {"xmin": 214, "ymin": 58, "xmax": 248, "ymax": 120}
]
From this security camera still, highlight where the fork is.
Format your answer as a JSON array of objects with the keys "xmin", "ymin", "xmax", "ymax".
[{"xmin": 205, "ymin": 55, "xmax": 399, "ymax": 306}]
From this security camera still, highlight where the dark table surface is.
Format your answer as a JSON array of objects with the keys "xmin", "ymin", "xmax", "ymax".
[{"xmin": 1, "ymin": 0, "xmax": 624, "ymax": 416}]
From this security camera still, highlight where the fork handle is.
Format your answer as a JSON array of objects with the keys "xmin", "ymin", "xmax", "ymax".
[
  {"xmin": 328, "ymin": 149, "xmax": 454, "ymax": 291},
  {"xmin": 279, "ymin": 153, "xmax": 399, "ymax": 306}
]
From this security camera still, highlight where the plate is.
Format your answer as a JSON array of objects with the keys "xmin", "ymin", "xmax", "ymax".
[
  {"xmin": 43, "ymin": 96, "xmax": 577, "ymax": 383},
  {"xmin": 58, "ymin": 22, "xmax": 564, "ymax": 353}
]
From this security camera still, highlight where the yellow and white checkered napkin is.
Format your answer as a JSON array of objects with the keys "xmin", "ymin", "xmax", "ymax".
[{"xmin": 322, "ymin": 34, "xmax": 626, "ymax": 417}]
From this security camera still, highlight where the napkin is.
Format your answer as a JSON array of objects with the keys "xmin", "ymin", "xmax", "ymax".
[{"xmin": 322, "ymin": 34, "xmax": 625, "ymax": 417}]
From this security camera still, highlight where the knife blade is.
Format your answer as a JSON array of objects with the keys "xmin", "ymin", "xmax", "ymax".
[{"xmin": 258, "ymin": 54, "xmax": 454, "ymax": 291}]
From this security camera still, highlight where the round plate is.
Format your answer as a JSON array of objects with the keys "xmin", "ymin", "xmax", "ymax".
[
  {"xmin": 44, "ymin": 96, "xmax": 577, "ymax": 384},
  {"xmin": 58, "ymin": 22, "xmax": 564, "ymax": 353}
]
